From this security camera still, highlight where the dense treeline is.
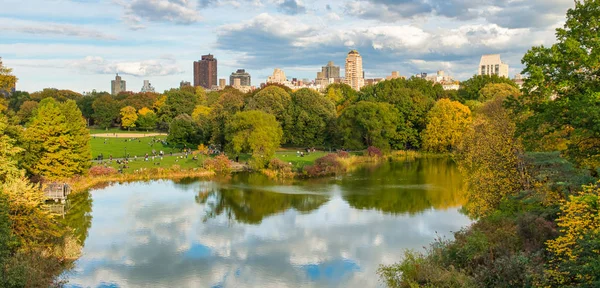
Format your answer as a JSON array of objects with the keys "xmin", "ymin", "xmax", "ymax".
[{"xmin": 380, "ymin": 1, "xmax": 600, "ymax": 287}]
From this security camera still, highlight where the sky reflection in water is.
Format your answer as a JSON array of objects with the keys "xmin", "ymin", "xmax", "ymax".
[{"xmin": 64, "ymin": 158, "xmax": 472, "ymax": 288}]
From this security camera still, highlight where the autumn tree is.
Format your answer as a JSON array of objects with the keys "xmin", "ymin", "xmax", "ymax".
[
  {"xmin": 225, "ymin": 110, "xmax": 283, "ymax": 169},
  {"xmin": 324, "ymin": 83, "xmax": 358, "ymax": 115},
  {"xmin": 458, "ymin": 75, "xmax": 518, "ymax": 102},
  {"xmin": 545, "ymin": 181, "xmax": 600, "ymax": 286},
  {"xmin": 455, "ymin": 96, "xmax": 528, "ymax": 218},
  {"xmin": 30, "ymin": 88, "xmax": 82, "ymax": 102},
  {"xmin": 287, "ymin": 88, "xmax": 336, "ymax": 147},
  {"xmin": 478, "ymin": 83, "xmax": 521, "ymax": 102},
  {"xmin": 136, "ymin": 107, "xmax": 157, "ymax": 131},
  {"xmin": 510, "ymin": 0, "xmax": 600, "ymax": 169},
  {"xmin": 0, "ymin": 58, "xmax": 17, "ymax": 95},
  {"xmin": 210, "ymin": 90, "xmax": 245, "ymax": 148},
  {"xmin": 191, "ymin": 105, "xmax": 212, "ymax": 143},
  {"xmin": 16, "ymin": 100, "xmax": 38, "ymax": 124},
  {"xmin": 120, "ymin": 106, "xmax": 138, "ymax": 130},
  {"xmin": 422, "ymin": 99, "xmax": 472, "ymax": 153},
  {"xmin": 23, "ymin": 98, "xmax": 91, "ymax": 179},
  {"xmin": 338, "ymin": 101, "xmax": 401, "ymax": 151}
]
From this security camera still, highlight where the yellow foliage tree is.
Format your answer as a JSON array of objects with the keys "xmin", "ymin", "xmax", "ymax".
[
  {"xmin": 545, "ymin": 182, "xmax": 600, "ymax": 286},
  {"xmin": 138, "ymin": 106, "xmax": 153, "ymax": 116},
  {"xmin": 191, "ymin": 105, "xmax": 212, "ymax": 121},
  {"xmin": 152, "ymin": 95, "xmax": 167, "ymax": 111},
  {"xmin": 422, "ymin": 99, "xmax": 472, "ymax": 153},
  {"xmin": 120, "ymin": 105, "xmax": 138, "ymax": 130},
  {"xmin": 455, "ymin": 96, "xmax": 528, "ymax": 218},
  {"xmin": 0, "ymin": 58, "xmax": 17, "ymax": 94}
]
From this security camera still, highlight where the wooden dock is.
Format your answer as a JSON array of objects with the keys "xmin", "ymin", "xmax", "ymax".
[{"xmin": 43, "ymin": 183, "xmax": 71, "ymax": 203}]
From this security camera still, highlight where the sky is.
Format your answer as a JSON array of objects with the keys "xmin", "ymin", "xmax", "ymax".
[{"xmin": 0, "ymin": 0, "xmax": 575, "ymax": 93}]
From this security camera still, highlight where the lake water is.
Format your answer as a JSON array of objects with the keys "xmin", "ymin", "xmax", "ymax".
[{"xmin": 62, "ymin": 157, "xmax": 472, "ymax": 288}]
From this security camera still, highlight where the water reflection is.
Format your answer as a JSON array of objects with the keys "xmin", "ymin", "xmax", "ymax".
[{"xmin": 64, "ymin": 158, "xmax": 471, "ymax": 288}]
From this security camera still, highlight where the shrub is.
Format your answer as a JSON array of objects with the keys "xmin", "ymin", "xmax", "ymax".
[
  {"xmin": 367, "ymin": 146, "xmax": 382, "ymax": 157},
  {"xmin": 304, "ymin": 154, "xmax": 344, "ymax": 177},
  {"xmin": 337, "ymin": 150, "xmax": 350, "ymax": 158},
  {"xmin": 203, "ymin": 154, "xmax": 232, "ymax": 174},
  {"xmin": 88, "ymin": 166, "xmax": 117, "ymax": 176}
]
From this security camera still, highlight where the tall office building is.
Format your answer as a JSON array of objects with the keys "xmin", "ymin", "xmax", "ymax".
[
  {"xmin": 478, "ymin": 54, "xmax": 509, "ymax": 78},
  {"xmin": 267, "ymin": 68, "xmax": 287, "ymax": 84},
  {"xmin": 193, "ymin": 54, "xmax": 217, "ymax": 89},
  {"xmin": 322, "ymin": 61, "xmax": 340, "ymax": 79},
  {"xmin": 219, "ymin": 79, "xmax": 226, "ymax": 88},
  {"xmin": 140, "ymin": 80, "xmax": 155, "ymax": 93},
  {"xmin": 345, "ymin": 50, "xmax": 364, "ymax": 91},
  {"xmin": 230, "ymin": 69, "xmax": 251, "ymax": 86},
  {"xmin": 111, "ymin": 73, "xmax": 126, "ymax": 95}
]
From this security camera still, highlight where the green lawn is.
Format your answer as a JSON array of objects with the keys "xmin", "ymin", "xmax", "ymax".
[
  {"xmin": 273, "ymin": 151, "xmax": 329, "ymax": 169},
  {"xmin": 94, "ymin": 154, "xmax": 208, "ymax": 173},
  {"xmin": 90, "ymin": 135, "xmax": 175, "ymax": 159},
  {"xmin": 88, "ymin": 127, "xmax": 163, "ymax": 135}
]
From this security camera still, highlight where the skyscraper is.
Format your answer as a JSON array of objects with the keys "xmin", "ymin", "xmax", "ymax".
[
  {"xmin": 111, "ymin": 73, "xmax": 126, "ymax": 95},
  {"xmin": 322, "ymin": 61, "xmax": 340, "ymax": 80},
  {"xmin": 267, "ymin": 68, "xmax": 287, "ymax": 84},
  {"xmin": 230, "ymin": 69, "xmax": 251, "ymax": 86},
  {"xmin": 193, "ymin": 54, "xmax": 217, "ymax": 89},
  {"xmin": 140, "ymin": 80, "xmax": 155, "ymax": 93},
  {"xmin": 345, "ymin": 50, "xmax": 364, "ymax": 91},
  {"xmin": 478, "ymin": 54, "xmax": 509, "ymax": 78}
]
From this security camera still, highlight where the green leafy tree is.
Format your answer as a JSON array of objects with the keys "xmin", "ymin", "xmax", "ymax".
[
  {"xmin": 210, "ymin": 91, "xmax": 245, "ymax": 148},
  {"xmin": 338, "ymin": 101, "xmax": 401, "ymax": 150},
  {"xmin": 136, "ymin": 107, "xmax": 158, "ymax": 131},
  {"xmin": 458, "ymin": 75, "xmax": 518, "ymax": 102},
  {"xmin": 191, "ymin": 105, "xmax": 212, "ymax": 144},
  {"xmin": 8, "ymin": 91, "xmax": 30, "ymax": 112},
  {"xmin": 92, "ymin": 95, "xmax": 121, "ymax": 129},
  {"xmin": 422, "ymin": 99, "xmax": 472, "ymax": 153},
  {"xmin": 245, "ymin": 86, "xmax": 292, "ymax": 140},
  {"xmin": 167, "ymin": 114, "xmax": 201, "ymax": 147},
  {"xmin": 120, "ymin": 106, "xmax": 138, "ymax": 130},
  {"xmin": 226, "ymin": 110, "xmax": 283, "ymax": 169},
  {"xmin": 359, "ymin": 78, "xmax": 435, "ymax": 149},
  {"xmin": 478, "ymin": 83, "xmax": 521, "ymax": 102},
  {"xmin": 158, "ymin": 88, "xmax": 198, "ymax": 128},
  {"xmin": 288, "ymin": 88, "xmax": 336, "ymax": 147},
  {"xmin": 60, "ymin": 100, "xmax": 92, "ymax": 175},
  {"xmin": 510, "ymin": 0, "xmax": 600, "ymax": 169}
]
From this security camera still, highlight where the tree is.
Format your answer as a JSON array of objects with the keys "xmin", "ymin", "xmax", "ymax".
[
  {"xmin": 191, "ymin": 105, "xmax": 212, "ymax": 144},
  {"xmin": 458, "ymin": 75, "xmax": 518, "ymax": 102},
  {"xmin": 324, "ymin": 83, "xmax": 358, "ymax": 115},
  {"xmin": 225, "ymin": 110, "xmax": 283, "ymax": 169},
  {"xmin": 23, "ymin": 98, "xmax": 89, "ymax": 179},
  {"xmin": 479, "ymin": 83, "xmax": 521, "ymax": 102},
  {"xmin": 30, "ymin": 88, "xmax": 82, "ymax": 102},
  {"xmin": 136, "ymin": 107, "xmax": 157, "ymax": 131},
  {"xmin": 16, "ymin": 100, "xmax": 38, "ymax": 124},
  {"xmin": 60, "ymin": 100, "xmax": 92, "ymax": 175},
  {"xmin": 8, "ymin": 91, "xmax": 30, "ymax": 112},
  {"xmin": 288, "ymin": 88, "xmax": 336, "ymax": 147},
  {"xmin": 210, "ymin": 91, "xmax": 245, "ymax": 148},
  {"xmin": 121, "ymin": 92, "xmax": 159, "ymax": 110},
  {"xmin": 338, "ymin": 101, "xmax": 401, "ymax": 151},
  {"xmin": 510, "ymin": 0, "xmax": 600, "ymax": 169},
  {"xmin": 120, "ymin": 106, "xmax": 138, "ymax": 130},
  {"xmin": 158, "ymin": 88, "xmax": 198, "ymax": 129},
  {"xmin": 167, "ymin": 114, "xmax": 201, "ymax": 147},
  {"xmin": 245, "ymin": 86, "xmax": 292, "ymax": 140},
  {"xmin": 92, "ymin": 95, "xmax": 121, "ymax": 129},
  {"xmin": 545, "ymin": 182, "xmax": 600, "ymax": 286},
  {"xmin": 455, "ymin": 96, "xmax": 528, "ymax": 218},
  {"xmin": 422, "ymin": 99, "xmax": 472, "ymax": 153},
  {"xmin": 0, "ymin": 58, "xmax": 17, "ymax": 95},
  {"xmin": 359, "ymin": 78, "xmax": 435, "ymax": 149}
]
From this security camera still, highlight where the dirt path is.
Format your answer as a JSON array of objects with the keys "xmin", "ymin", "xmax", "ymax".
[{"xmin": 91, "ymin": 133, "xmax": 167, "ymax": 138}]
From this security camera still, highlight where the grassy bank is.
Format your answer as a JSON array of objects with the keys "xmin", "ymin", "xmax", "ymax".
[{"xmin": 88, "ymin": 127, "xmax": 163, "ymax": 135}]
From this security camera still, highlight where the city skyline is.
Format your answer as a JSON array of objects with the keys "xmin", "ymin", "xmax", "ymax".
[{"xmin": 1, "ymin": 0, "xmax": 576, "ymax": 92}]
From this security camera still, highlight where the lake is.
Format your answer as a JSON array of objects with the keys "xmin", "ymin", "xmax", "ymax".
[{"xmin": 62, "ymin": 157, "xmax": 472, "ymax": 287}]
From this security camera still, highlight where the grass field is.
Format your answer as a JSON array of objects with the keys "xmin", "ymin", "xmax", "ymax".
[
  {"xmin": 94, "ymin": 154, "xmax": 208, "ymax": 173},
  {"xmin": 273, "ymin": 151, "xmax": 328, "ymax": 169},
  {"xmin": 90, "ymin": 135, "xmax": 174, "ymax": 159},
  {"xmin": 88, "ymin": 127, "xmax": 162, "ymax": 135}
]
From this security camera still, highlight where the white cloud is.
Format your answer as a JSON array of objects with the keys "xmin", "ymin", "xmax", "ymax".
[
  {"xmin": 0, "ymin": 22, "xmax": 117, "ymax": 40},
  {"xmin": 122, "ymin": 0, "xmax": 202, "ymax": 27},
  {"xmin": 70, "ymin": 56, "xmax": 183, "ymax": 77}
]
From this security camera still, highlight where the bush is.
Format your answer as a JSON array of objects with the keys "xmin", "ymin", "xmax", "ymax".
[
  {"xmin": 303, "ymin": 154, "xmax": 344, "ymax": 177},
  {"xmin": 203, "ymin": 154, "xmax": 232, "ymax": 174},
  {"xmin": 367, "ymin": 146, "xmax": 382, "ymax": 157},
  {"xmin": 88, "ymin": 166, "xmax": 117, "ymax": 176},
  {"xmin": 337, "ymin": 150, "xmax": 350, "ymax": 158}
]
